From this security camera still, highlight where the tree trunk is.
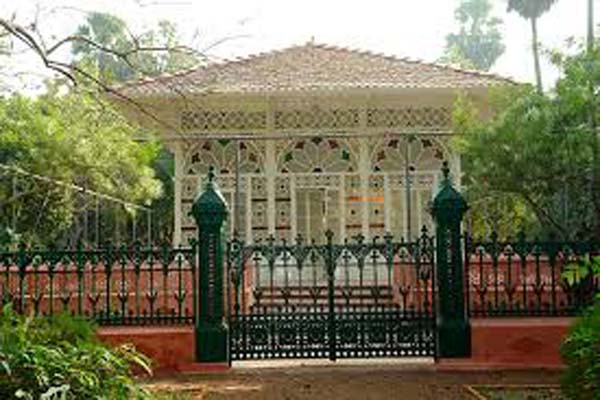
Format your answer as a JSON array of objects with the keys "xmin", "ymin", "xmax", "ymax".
[{"xmin": 531, "ymin": 17, "xmax": 543, "ymax": 93}]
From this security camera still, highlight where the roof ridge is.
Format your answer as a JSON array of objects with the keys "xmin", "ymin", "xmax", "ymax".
[
  {"xmin": 307, "ymin": 41, "xmax": 516, "ymax": 84},
  {"xmin": 115, "ymin": 41, "xmax": 517, "ymax": 95}
]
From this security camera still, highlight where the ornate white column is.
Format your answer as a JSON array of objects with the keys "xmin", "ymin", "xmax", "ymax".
[
  {"xmin": 358, "ymin": 138, "xmax": 370, "ymax": 238},
  {"xmin": 173, "ymin": 141, "xmax": 183, "ymax": 246},
  {"xmin": 245, "ymin": 175, "xmax": 253, "ymax": 242},
  {"xmin": 339, "ymin": 175, "xmax": 346, "ymax": 240},
  {"xmin": 384, "ymin": 174, "xmax": 391, "ymax": 233},
  {"xmin": 265, "ymin": 140, "xmax": 276, "ymax": 236},
  {"xmin": 290, "ymin": 175, "xmax": 298, "ymax": 240}
]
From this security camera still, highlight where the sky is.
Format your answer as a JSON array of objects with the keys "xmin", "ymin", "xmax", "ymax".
[{"xmin": 1, "ymin": 0, "xmax": 593, "ymax": 92}]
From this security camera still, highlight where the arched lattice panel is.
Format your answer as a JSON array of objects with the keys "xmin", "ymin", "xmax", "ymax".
[
  {"xmin": 370, "ymin": 137, "xmax": 447, "ymax": 173},
  {"xmin": 278, "ymin": 137, "xmax": 357, "ymax": 173},
  {"xmin": 184, "ymin": 139, "xmax": 265, "ymax": 175}
]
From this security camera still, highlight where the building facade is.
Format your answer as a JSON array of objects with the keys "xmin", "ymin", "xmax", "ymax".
[{"xmin": 116, "ymin": 43, "xmax": 512, "ymax": 245}]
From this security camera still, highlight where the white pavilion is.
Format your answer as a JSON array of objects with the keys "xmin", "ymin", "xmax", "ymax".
[{"xmin": 115, "ymin": 42, "xmax": 512, "ymax": 245}]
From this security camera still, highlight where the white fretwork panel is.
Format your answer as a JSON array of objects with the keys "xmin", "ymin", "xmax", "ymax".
[
  {"xmin": 324, "ymin": 189, "xmax": 341, "ymax": 238},
  {"xmin": 368, "ymin": 175, "xmax": 385, "ymax": 238},
  {"xmin": 251, "ymin": 176, "xmax": 267, "ymax": 198},
  {"xmin": 369, "ymin": 175, "xmax": 384, "ymax": 191},
  {"xmin": 185, "ymin": 140, "xmax": 264, "ymax": 176},
  {"xmin": 274, "ymin": 108, "xmax": 360, "ymax": 130},
  {"xmin": 345, "ymin": 175, "xmax": 362, "ymax": 239},
  {"xmin": 250, "ymin": 176, "xmax": 268, "ymax": 242},
  {"xmin": 345, "ymin": 174, "xmax": 361, "ymax": 193},
  {"xmin": 181, "ymin": 106, "xmax": 450, "ymax": 133},
  {"xmin": 275, "ymin": 176, "xmax": 291, "ymax": 197},
  {"xmin": 182, "ymin": 177, "xmax": 199, "ymax": 201},
  {"xmin": 275, "ymin": 176, "xmax": 292, "ymax": 241},
  {"xmin": 419, "ymin": 189, "xmax": 434, "ymax": 232},
  {"xmin": 181, "ymin": 201, "xmax": 194, "ymax": 227},
  {"xmin": 294, "ymin": 174, "xmax": 341, "ymax": 189},
  {"xmin": 371, "ymin": 137, "xmax": 446, "ymax": 173},
  {"xmin": 366, "ymin": 107, "xmax": 451, "ymax": 129},
  {"xmin": 388, "ymin": 173, "xmax": 436, "ymax": 190},
  {"xmin": 279, "ymin": 138, "xmax": 356, "ymax": 174},
  {"xmin": 275, "ymin": 201, "xmax": 292, "ymax": 241},
  {"xmin": 251, "ymin": 201, "xmax": 268, "ymax": 242},
  {"xmin": 181, "ymin": 110, "xmax": 267, "ymax": 131}
]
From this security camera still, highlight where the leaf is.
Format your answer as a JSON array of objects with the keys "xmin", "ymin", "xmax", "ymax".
[{"xmin": 40, "ymin": 385, "xmax": 70, "ymax": 400}]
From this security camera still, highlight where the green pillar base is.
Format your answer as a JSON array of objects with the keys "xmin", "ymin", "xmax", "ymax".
[
  {"xmin": 195, "ymin": 320, "xmax": 229, "ymax": 363},
  {"xmin": 438, "ymin": 319, "xmax": 471, "ymax": 358}
]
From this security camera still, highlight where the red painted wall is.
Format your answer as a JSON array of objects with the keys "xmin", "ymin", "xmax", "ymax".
[
  {"xmin": 98, "ymin": 326, "xmax": 195, "ymax": 375},
  {"xmin": 97, "ymin": 318, "xmax": 573, "ymax": 374},
  {"xmin": 469, "ymin": 317, "xmax": 572, "ymax": 368}
]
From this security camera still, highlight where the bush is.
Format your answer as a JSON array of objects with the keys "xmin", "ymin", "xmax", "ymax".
[
  {"xmin": 560, "ymin": 301, "xmax": 600, "ymax": 400},
  {"xmin": 0, "ymin": 305, "xmax": 152, "ymax": 399}
]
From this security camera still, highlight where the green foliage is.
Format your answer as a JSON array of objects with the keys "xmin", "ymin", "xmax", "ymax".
[
  {"xmin": 0, "ymin": 305, "xmax": 152, "ymax": 399},
  {"xmin": 508, "ymin": 0, "xmax": 559, "ymax": 92},
  {"xmin": 440, "ymin": 0, "xmax": 505, "ymax": 71},
  {"xmin": 72, "ymin": 12, "xmax": 198, "ymax": 83},
  {"xmin": 70, "ymin": 12, "xmax": 197, "ymax": 242},
  {"xmin": 454, "ymin": 85, "xmax": 595, "ymax": 239},
  {"xmin": 560, "ymin": 301, "xmax": 600, "ymax": 400},
  {"xmin": 0, "ymin": 91, "xmax": 162, "ymax": 246},
  {"xmin": 507, "ymin": 0, "xmax": 559, "ymax": 20},
  {"xmin": 563, "ymin": 256, "xmax": 600, "ymax": 299}
]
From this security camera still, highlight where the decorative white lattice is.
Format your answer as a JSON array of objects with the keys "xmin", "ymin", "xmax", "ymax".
[
  {"xmin": 182, "ymin": 177, "xmax": 199, "ymax": 200},
  {"xmin": 294, "ymin": 174, "xmax": 341, "ymax": 189},
  {"xmin": 181, "ymin": 110, "xmax": 267, "ymax": 131},
  {"xmin": 366, "ymin": 107, "xmax": 451, "ymax": 129},
  {"xmin": 180, "ymin": 106, "xmax": 451, "ymax": 132},
  {"xmin": 278, "ymin": 137, "xmax": 356, "ymax": 173},
  {"xmin": 388, "ymin": 173, "xmax": 436, "ymax": 190},
  {"xmin": 371, "ymin": 137, "xmax": 447, "ymax": 173},
  {"xmin": 184, "ymin": 139, "xmax": 264, "ymax": 176},
  {"xmin": 275, "ymin": 176, "xmax": 292, "ymax": 241},
  {"xmin": 250, "ymin": 176, "xmax": 268, "ymax": 242},
  {"xmin": 274, "ymin": 108, "xmax": 360, "ymax": 130}
]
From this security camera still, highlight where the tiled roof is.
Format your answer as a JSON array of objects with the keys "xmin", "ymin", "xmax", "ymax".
[{"xmin": 116, "ymin": 42, "xmax": 515, "ymax": 96}]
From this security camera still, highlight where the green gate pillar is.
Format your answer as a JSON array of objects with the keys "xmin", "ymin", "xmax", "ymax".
[
  {"xmin": 431, "ymin": 162, "xmax": 470, "ymax": 358},
  {"xmin": 190, "ymin": 166, "xmax": 229, "ymax": 363}
]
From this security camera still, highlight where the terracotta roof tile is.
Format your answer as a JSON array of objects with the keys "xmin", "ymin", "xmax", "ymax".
[{"xmin": 116, "ymin": 42, "xmax": 515, "ymax": 96}]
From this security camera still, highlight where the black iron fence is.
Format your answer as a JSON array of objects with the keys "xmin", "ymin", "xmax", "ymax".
[
  {"xmin": 226, "ymin": 230, "xmax": 437, "ymax": 360},
  {"xmin": 0, "ymin": 243, "xmax": 197, "ymax": 325},
  {"xmin": 465, "ymin": 232, "xmax": 599, "ymax": 317}
]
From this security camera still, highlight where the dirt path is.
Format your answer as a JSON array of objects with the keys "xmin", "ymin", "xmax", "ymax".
[{"xmin": 146, "ymin": 362, "xmax": 563, "ymax": 399}]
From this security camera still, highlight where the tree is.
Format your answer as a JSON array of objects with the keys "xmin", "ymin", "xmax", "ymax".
[
  {"xmin": 455, "ymin": 81, "xmax": 595, "ymax": 240},
  {"xmin": 440, "ymin": 0, "xmax": 505, "ymax": 71},
  {"xmin": 0, "ymin": 91, "xmax": 161, "ymax": 246},
  {"xmin": 72, "ymin": 12, "xmax": 198, "ymax": 82},
  {"xmin": 507, "ymin": 0, "xmax": 559, "ymax": 93},
  {"xmin": 69, "ymin": 13, "xmax": 200, "ymax": 243}
]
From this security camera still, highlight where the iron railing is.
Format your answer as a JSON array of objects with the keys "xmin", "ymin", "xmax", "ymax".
[
  {"xmin": 465, "ymin": 232, "xmax": 599, "ymax": 317},
  {"xmin": 226, "ymin": 229, "xmax": 437, "ymax": 360},
  {"xmin": 0, "ymin": 243, "xmax": 197, "ymax": 325}
]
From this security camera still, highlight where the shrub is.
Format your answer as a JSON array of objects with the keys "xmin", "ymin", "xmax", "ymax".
[
  {"xmin": 560, "ymin": 301, "xmax": 600, "ymax": 400},
  {"xmin": 0, "ymin": 305, "xmax": 152, "ymax": 399}
]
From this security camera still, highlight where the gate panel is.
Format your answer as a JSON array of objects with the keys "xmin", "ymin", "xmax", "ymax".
[{"xmin": 227, "ymin": 230, "xmax": 436, "ymax": 361}]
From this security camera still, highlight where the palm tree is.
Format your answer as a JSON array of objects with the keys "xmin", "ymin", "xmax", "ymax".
[
  {"xmin": 507, "ymin": 0, "xmax": 559, "ymax": 92},
  {"xmin": 588, "ymin": 0, "xmax": 594, "ymax": 52}
]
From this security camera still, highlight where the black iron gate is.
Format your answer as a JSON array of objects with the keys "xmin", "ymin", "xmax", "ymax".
[{"xmin": 227, "ymin": 230, "xmax": 436, "ymax": 361}]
